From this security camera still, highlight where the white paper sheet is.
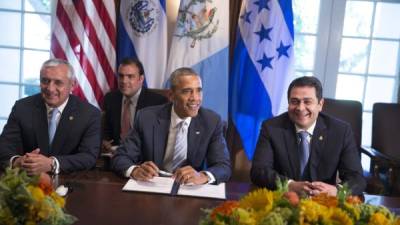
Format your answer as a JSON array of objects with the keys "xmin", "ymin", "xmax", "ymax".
[
  {"xmin": 122, "ymin": 177, "xmax": 226, "ymax": 199},
  {"xmin": 122, "ymin": 177, "xmax": 174, "ymax": 194},
  {"xmin": 178, "ymin": 183, "xmax": 226, "ymax": 199}
]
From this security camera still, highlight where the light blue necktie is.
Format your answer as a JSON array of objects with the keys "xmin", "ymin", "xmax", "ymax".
[
  {"xmin": 170, "ymin": 121, "xmax": 188, "ymax": 172},
  {"xmin": 48, "ymin": 108, "xmax": 59, "ymax": 145},
  {"xmin": 298, "ymin": 131, "xmax": 310, "ymax": 177}
]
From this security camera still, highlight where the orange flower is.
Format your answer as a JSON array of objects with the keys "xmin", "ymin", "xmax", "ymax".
[
  {"xmin": 311, "ymin": 193, "xmax": 338, "ymax": 208},
  {"xmin": 210, "ymin": 200, "xmax": 240, "ymax": 220},
  {"xmin": 38, "ymin": 173, "xmax": 53, "ymax": 195},
  {"xmin": 346, "ymin": 196, "xmax": 362, "ymax": 205}
]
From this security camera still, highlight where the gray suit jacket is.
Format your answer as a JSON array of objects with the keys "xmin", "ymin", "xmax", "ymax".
[
  {"xmin": 111, "ymin": 103, "xmax": 231, "ymax": 183},
  {"xmin": 0, "ymin": 94, "xmax": 101, "ymax": 173},
  {"xmin": 251, "ymin": 112, "xmax": 366, "ymax": 195}
]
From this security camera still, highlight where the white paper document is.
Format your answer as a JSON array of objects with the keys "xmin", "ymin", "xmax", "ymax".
[{"xmin": 122, "ymin": 176, "xmax": 226, "ymax": 199}]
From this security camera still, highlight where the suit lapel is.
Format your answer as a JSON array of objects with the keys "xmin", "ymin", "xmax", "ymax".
[
  {"xmin": 308, "ymin": 117, "xmax": 327, "ymax": 180},
  {"xmin": 187, "ymin": 114, "xmax": 203, "ymax": 166},
  {"xmin": 33, "ymin": 96, "xmax": 50, "ymax": 154},
  {"xmin": 283, "ymin": 121, "xmax": 301, "ymax": 179},
  {"xmin": 51, "ymin": 96, "xmax": 76, "ymax": 155},
  {"xmin": 153, "ymin": 104, "xmax": 171, "ymax": 166}
]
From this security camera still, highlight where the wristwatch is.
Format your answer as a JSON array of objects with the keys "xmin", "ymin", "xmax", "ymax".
[{"xmin": 50, "ymin": 157, "xmax": 58, "ymax": 174}]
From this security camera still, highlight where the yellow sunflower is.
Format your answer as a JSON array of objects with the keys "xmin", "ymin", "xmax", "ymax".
[
  {"xmin": 328, "ymin": 208, "xmax": 354, "ymax": 225},
  {"xmin": 239, "ymin": 188, "xmax": 274, "ymax": 221},
  {"xmin": 299, "ymin": 199, "xmax": 329, "ymax": 225},
  {"xmin": 368, "ymin": 212, "xmax": 391, "ymax": 225}
]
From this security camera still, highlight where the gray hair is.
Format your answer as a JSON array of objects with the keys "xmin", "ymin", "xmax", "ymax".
[
  {"xmin": 40, "ymin": 58, "xmax": 75, "ymax": 80},
  {"xmin": 169, "ymin": 67, "xmax": 200, "ymax": 90}
]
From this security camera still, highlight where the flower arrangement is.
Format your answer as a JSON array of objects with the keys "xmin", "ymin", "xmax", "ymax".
[
  {"xmin": 200, "ymin": 182, "xmax": 400, "ymax": 225},
  {"xmin": 0, "ymin": 168, "xmax": 76, "ymax": 225}
]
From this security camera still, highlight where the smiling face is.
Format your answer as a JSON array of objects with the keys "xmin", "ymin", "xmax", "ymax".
[
  {"xmin": 171, "ymin": 75, "xmax": 202, "ymax": 118},
  {"xmin": 40, "ymin": 64, "xmax": 74, "ymax": 108},
  {"xmin": 288, "ymin": 86, "xmax": 324, "ymax": 129}
]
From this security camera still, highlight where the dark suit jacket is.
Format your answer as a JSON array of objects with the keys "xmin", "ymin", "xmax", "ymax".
[
  {"xmin": 102, "ymin": 88, "xmax": 168, "ymax": 145},
  {"xmin": 111, "ymin": 103, "xmax": 231, "ymax": 183},
  {"xmin": 251, "ymin": 112, "xmax": 366, "ymax": 195},
  {"xmin": 0, "ymin": 94, "xmax": 101, "ymax": 173}
]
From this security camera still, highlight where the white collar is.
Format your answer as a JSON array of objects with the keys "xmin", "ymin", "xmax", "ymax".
[
  {"xmin": 122, "ymin": 87, "xmax": 142, "ymax": 104},
  {"xmin": 45, "ymin": 97, "xmax": 69, "ymax": 114},
  {"xmin": 295, "ymin": 119, "xmax": 317, "ymax": 136},
  {"xmin": 171, "ymin": 106, "xmax": 192, "ymax": 128}
]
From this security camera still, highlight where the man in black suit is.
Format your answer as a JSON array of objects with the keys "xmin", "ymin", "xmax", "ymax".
[
  {"xmin": 111, "ymin": 67, "xmax": 231, "ymax": 184},
  {"xmin": 0, "ymin": 59, "xmax": 101, "ymax": 174},
  {"xmin": 251, "ymin": 76, "xmax": 365, "ymax": 196},
  {"xmin": 102, "ymin": 58, "xmax": 168, "ymax": 152}
]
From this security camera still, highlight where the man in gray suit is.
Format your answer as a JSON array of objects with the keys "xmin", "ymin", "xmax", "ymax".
[
  {"xmin": 112, "ymin": 68, "xmax": 231, "ymax": 184},
  {"xmin": 251, "ymin": 76, "xmax": 365, "ymax": 196},
  {"xmin": 0, "ymin": 59, "xmax": 101, "ymax": 175}
]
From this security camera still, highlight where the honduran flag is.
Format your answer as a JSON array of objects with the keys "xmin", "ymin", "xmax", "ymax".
[
  {"xmin": 230, "ymin": 0, "xmax": 295, "ymax": 159},
  {"xmin": 117, "ymin": 0, "xmax": 168, "ymax": 88},
  {"xmin": 166, "ymin": 0, "xmax": 229, "ymax": 119}
]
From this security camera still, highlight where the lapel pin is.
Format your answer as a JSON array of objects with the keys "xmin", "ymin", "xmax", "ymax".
[
  {"xmin": 69, "ymin": 116, "xmax": 74, "ymax": 121},
  {"xmin": 319, "ymin": 136, "xmax": 323, "ymax": 141},
  {"xmin": 196, "ymin": 131, "xmax": 200, "ymax": 135}
]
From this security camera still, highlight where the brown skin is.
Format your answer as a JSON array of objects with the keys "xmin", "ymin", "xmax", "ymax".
[
  {"xmin": 101, "ymin": 64, "xmax": 144, "ymax": 152},
  {"xmin": 287, "ymin": 86, "xmax": 337, "ymax": 196},
  {"xmin": 131, "ymin": 75, "xmax": 208, "ymax": 184},
  {"xmin": 14, "ymin": 64, "xmax": 74, "ymax": 175}
]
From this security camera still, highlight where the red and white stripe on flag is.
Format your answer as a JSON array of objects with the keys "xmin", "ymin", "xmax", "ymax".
[{"xmin": 51, "ymin": 0, "xmax": 117, "ymax": 108}]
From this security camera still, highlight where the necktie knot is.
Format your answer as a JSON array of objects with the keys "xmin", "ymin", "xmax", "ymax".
[
  {"xmin": 298, "ymin": 131, "xmax": 309, "ymax": 140},
  {"xmin": 124, "ymin": 99, "xmax": 132, "ymax": 106}
]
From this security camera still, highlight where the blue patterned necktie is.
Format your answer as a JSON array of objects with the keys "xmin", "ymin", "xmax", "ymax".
[
  {"xmin": 48, "ymin": 108, "xmax": 59, "ymax": 145},
  {"xmin": 170, "ymin": 121, "xmax": 188, "ymax": 172},
  {"xmin": 298, "ymin": 131, "xmax": 310, "ymax": 177}
]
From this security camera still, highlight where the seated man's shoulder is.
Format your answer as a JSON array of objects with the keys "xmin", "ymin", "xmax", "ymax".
[{"xmin": 71, "ymin": 95, "xmax": 100, "ymax": 115}]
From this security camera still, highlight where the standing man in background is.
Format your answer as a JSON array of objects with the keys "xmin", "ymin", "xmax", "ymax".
[
  {"xmin": 0, "ymin": 58, "xmax": 101, "ymax": 174},
  {"xmin": 102, "ymin": 58, "xmax": 168, "ymax": 152},
  {"xmin": 251, "ymin": 76, "xmax": 365, "ymax": 196}
]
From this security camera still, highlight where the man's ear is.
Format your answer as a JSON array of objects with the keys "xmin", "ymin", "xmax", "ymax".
[
  {"xmin": 319, "ymin": 98, "xmax": 324, "ymax": 109},
  {"xmin": 70, "ymin": 78, "xmax": 77, "ymax": 93}
]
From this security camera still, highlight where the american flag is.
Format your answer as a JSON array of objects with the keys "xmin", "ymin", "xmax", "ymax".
[{"xmin": 51, "ymin": 0, "xmax": 117, "ymax": 108}]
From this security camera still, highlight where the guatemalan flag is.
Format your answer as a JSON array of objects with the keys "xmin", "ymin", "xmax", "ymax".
[
  {"xmin": 117, "ymin": 0, "xmax": 168, "ymax": 88},
  {"xmin": 230, "ymin": 0, "xmax": 295, "ymax": 159},
  {"xmin": 166, "ymin": 0, "xmax": 229, "ymax": 119}
]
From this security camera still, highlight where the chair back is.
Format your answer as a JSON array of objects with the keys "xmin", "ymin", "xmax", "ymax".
[
  {"xmin": 322, "ymin": 98, "xmax": 363, "ymax": 147},
  {"xmin": 372, "ymin": 103, "xmax": 400, "ymax": 159}
]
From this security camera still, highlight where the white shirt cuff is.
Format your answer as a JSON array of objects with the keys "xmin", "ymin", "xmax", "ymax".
[
  {"xmin": 125, "ymin": 165, "xmax": 138, "ymax": 178},
  {"xmin": 50, "ymin": 156, "xmax": 60, "ymax": 174},
  {"xmin": 9, "ymin": 155, "xmax": 21, "ymax": 168},
  {"xmin": 203, "ymin": 171, "xmax": 216, "ymax": 184}
]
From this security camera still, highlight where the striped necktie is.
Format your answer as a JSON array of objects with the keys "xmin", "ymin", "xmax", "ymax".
[{"xmin": 48, "ymin": 108, "xmax": 59, "ymax": 145}]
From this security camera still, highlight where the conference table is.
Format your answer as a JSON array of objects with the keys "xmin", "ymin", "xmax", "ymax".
[{"xmin": 60, "ymin": 170, "xmax": 400, "ymax": 225}]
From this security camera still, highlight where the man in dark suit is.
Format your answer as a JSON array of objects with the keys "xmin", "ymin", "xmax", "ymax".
[
  {"xmin": 102, "ymin": 58, "xmax": 168, "ymax": 152},
  {"xmin": 0, "ymin": 59, "xmax": 101, "ymax": 174},
  {"xmin": 251, "ymin": 76, "xmax": 365, "ymax": 196},
  {"xmin": 111, "ymin": 67, "xmax": 231, "ymax": 184}
]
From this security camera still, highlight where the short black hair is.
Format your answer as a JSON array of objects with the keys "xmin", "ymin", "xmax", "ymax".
[
  {"xmin": 287, "ymin": 76, "xmax": 323, "ymax": 101},
  {"xmin": 119, "ymin": 58, "xmax": 145, "ymax": 76},
  {"xmin": 169, "ymin": 67, "xmax": 199, "ymax": 90}
]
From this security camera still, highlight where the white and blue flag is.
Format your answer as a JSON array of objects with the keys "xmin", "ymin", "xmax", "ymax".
[
  {"xmin": 117, "ymin": 0, "xmax": 168, "ymax": 88},
  {"xmin": 166, "ymin": 0, "xmax": 229, "ymax": 119},
  {"xmin": 230, "ymin": 0, "xmax": 295, "ymax": 159}
]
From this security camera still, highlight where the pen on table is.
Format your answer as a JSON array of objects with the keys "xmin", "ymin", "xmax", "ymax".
[{"xmin": 158, "ymin": 170, "xmax": 173, "ymax": 177}]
